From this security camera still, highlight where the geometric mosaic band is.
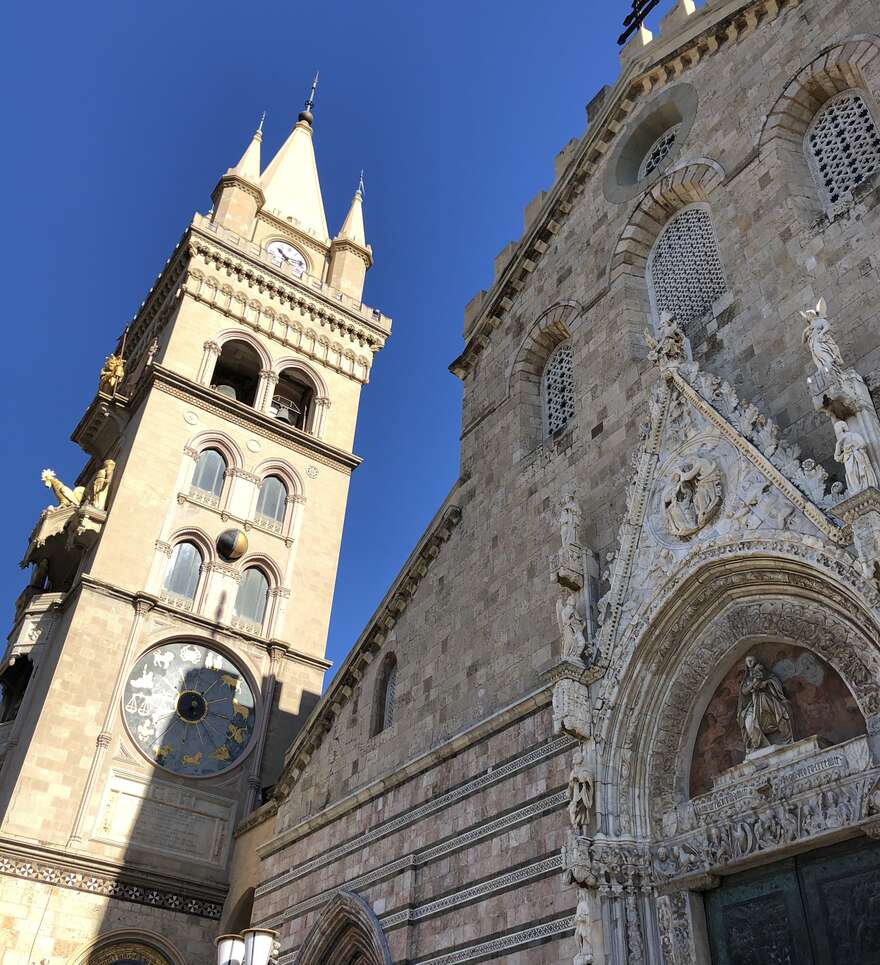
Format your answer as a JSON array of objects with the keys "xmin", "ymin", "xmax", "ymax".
[{"xmin": 0, "ymin": 851, "xmax": 223, "ymax": 920}]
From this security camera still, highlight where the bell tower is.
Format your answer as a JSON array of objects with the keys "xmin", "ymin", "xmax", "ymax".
[{"xmin": 0, "ymin": 87, "xmax": 391, "ymax": 964}]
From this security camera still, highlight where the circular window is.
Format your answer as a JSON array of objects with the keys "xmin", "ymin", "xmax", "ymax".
[
  {"xmin": 639, "ymin": 124, "xmax": 682, "ymax": 180},
  {"xmin": 122, "ymin": 643, "xmax": 256, "ymax": 777},
  {"xmin": 603, "ymin": 84, "xmax": 698, "ymax": 203}
]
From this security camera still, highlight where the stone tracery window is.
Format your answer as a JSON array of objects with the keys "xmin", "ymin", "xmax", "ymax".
[
  {"xmin": 805, "ymin": 90, "xmax": 880, "ymax": 207},
  {"xmin": 647, "ymin": 204, "xmax": 727, "ymax": 329},
  {"xmin": 639, "ymin": 124, "xmax": 682, "ymax": 180},
  {"xmin": 256, "ymin": 475, "xmax": 288, "ymax": 526},
  {"xmin": 234, "ymin": 568, "xmax": 270, "ymax": 628},
  {"xmin": 542, "ymin": 342, "xmax": 576, "ymax": 438},
  {"xmin": 191, "ymin": 448, "xmax": 226, "ymax": 499}
]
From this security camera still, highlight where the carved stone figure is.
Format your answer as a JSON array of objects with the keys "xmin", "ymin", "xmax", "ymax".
[
  {"xmin": 645, "ymin": 311, "xmax": 688, "ymax": 370},
  {"xmin": 662, "ymin": 457, "xmax": 723, "ymax": 538},
  {"xmin": 801, "ymin": 298, "xmax": 845, "ymax": 378},
  {"xmin": 146, "ymin": 337, "xmax": 160, "ymax": 367},
  {"xmin": 98, "ymin": 353, "xmax": 126, "ymax": 394},
  {"xmin": 560, "ymin": 487, "xmax": 581, "ymax": 554},
  {"xmin": 833, "ymin": 421, "xmax": 878, "ymax": 493},
  {"xmin": 81, "ymin": 459, "xmax": 116, "ymax": 511},
  {"xmin": 557, "ymin": 592, "xmax": 588, "ymax": 661},
  {"xmin": 574, "ymin": 889, "xmax": 593, "ymax": 965},
  {"xmin": 736, "ymin": 656, "xmax": 793, "ymax": 754},
  {"xmin": 41, "ymin": 469, "xmax": 83, "ymax": 508},
  {"xmin": 568, "ymin": 746, "xmax": 594, "ymax": 833}
]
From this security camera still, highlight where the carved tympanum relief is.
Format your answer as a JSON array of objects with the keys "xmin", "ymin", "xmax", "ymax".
[
  {"xmin": 661, "ymin": 456, "xmax": 723, "ymax": 538},
  {"xmin": 737, "ymin": 656, "xmax": 794, "ymax": 755}
]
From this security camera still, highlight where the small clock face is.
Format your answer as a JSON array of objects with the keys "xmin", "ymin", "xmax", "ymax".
[
  {"xmin": 266, "ymin": 240, "xmax": 307, "ymax": 276},
  {"xmin": 122, "ymin": 643, "xmax": 256, "ymax": 777}
]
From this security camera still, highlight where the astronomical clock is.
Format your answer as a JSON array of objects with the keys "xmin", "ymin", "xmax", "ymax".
[{"xmin": 122, "ymin": 642, "xmax": 256, "ymax": 777}]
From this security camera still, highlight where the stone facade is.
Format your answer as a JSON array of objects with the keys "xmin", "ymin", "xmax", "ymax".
[
  {"xmin": 243, "ymin": 1, "xmax": 880, "ymax": 963},
  {"xmin": 0, "ymin": 106, "xmax": 387, "ymax": 963}
]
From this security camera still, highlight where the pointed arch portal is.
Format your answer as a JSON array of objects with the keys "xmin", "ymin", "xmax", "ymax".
[{"xmin": 295, "ymin": 892, "xmax": 392, "ymax": 965}]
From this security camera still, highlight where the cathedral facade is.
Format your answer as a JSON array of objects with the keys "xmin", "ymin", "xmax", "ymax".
[{"xmin": 4, "ymin": 0, "xmax": 880, "ymax": 962}]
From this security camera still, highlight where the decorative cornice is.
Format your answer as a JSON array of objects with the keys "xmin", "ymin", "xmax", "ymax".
[
  {"xmin": 450, "ymin": 0, "xmax": 800, "ymax": 378},
  {"xmin": 189, "ymin": 218, "xmax": 390, "ymax": 345},
  {"xmin": 271, "ymin": 500, "xmax": 463, "ymax": 804},
  {"xmin": 147, "ymin": 365, "xmax": 361, "ymax": 474},
  {"xmin": 0, "ymin": 840, "xmax": 224, "ymax": 920}
]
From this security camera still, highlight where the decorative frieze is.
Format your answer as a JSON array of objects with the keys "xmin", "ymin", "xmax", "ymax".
[{"xmin": 0, "ymin": 849, "xmax": 222, "ymax": 920}]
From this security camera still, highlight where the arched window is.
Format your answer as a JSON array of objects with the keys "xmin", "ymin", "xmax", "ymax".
[
  {"xmin": 372, "ymin": 655, "xmax": 397, "ymax": 736},
  {"xmin": 191, "ymin": 449, "xmax": 226, "ymax": 498},
  {"xmin": 270, "ymin": 368, "xmax": 317, "ymax": 432},
  {"xmin": 162, "ymin": 542, "xmax": 203, "ymax": 605},
  {"xmin": 647, "ymin": 205, "xmax": 727, "ymax": 330},
  {"xmin": 234, "ymin": 569, "xmax": 269, "ymax": 627},
  {"xmin": 210, "ymin": 340, "xmax": 262, "ymax": 407},
  {"xmin": 806, "ymin": 90, "xmax": 880, "ymax": 207},
  {"xmin": 255, "ymin": 475, "xmax": 288, "ymax": 525},
  {"xmin": 542, "ymin": 342, "xmax": 576, "ymax": 438}
]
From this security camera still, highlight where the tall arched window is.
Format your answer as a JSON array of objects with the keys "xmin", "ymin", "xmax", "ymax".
[
  {"xmin": 647, "ymin": 205, "xmax": 727, "ymax": 330},
  {"xmin": 191, "ymin": 449, "xmax": 226, "ymax": 498},
  {"xmin": 542, "ymin": 342, "xmax": 576, "ymax": 438},
  {"xmin": 234, "ymin": 569, "xmax": 269, "ymax": 628},
  {"xmin": 372, "ymin": 655, "xmax": 397, "ymax": 736},
  {"xmin": 270, "ymin": 368, "xmax": 317, "ymax": 432},
  {"xmin": 163, "ymin": 542, "xmax": 203, "ymax": 606},
  {"xmin": 806, "ymin": 90, "xmax": 880, "ymax": 207},
  {"xmin": 255, "ymin": 476, "xmax": 287, "ymax": 525}
]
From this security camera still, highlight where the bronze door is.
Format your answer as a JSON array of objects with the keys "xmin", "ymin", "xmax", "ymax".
[{"xmin": 706, "ymin": 839, "xmax": 880, "ymax": 965}]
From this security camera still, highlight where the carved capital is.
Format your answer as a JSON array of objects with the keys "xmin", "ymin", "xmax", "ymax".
[
  {"xmin": 96, "ymin": 731, "xmax": 113, "ymax": 749},
  {"xmin": 154, "ymin": 540, "xmax": 173, "ymax": 558},
  {"xmin": 203, "ymin": 340, "xmax": 221, "ymax": 355},
  {"xmin": 183, "ymin": 445, "xmax": 199, "ymax": 460},
  {"xmin": 315, "ymin": 396, "xmax": 332, "ymax": 409}
]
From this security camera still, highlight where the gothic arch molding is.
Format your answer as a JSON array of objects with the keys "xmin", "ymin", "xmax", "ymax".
[
  {"xmin": 759, "ymin": 34, "xmax": 880, "ymax": 151},
  {"xmin": 607, "ymin": 159, "xmax": 725, "ymax": 288},
  {"xmin": 295, "ymin": 891, "xmax": 392, "ymax": 965},
  {"xmin": 597, "ymin": 553, "xmax": 880, "ymax": 839},
  {"xmin": 211, "ymin": 327, "xmax": 273, "ymax": 370},
  {"xmin": 273, "ymin": 356, "xmax": 329, "ymax": 398},
  {"xmin": 67, "ymin": 929, "xmax": 185, "ymax": 965},
  {"xmin": 185, "ymin": 430, "xmax": 245, "ymax": 471}
]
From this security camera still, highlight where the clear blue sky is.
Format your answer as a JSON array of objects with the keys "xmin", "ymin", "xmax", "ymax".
[{"xmin": 0, "ymin": 1, "xmax": 667, "ymax": 678}]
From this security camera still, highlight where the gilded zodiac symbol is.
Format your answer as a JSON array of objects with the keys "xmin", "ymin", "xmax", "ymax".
[
  {"xmin": 181, "ymin": 751, "xmax": 203, "ymax": 766},
  {"xmin": 221, "ymin": 674, "xmax": 241, "ymax": 692},
  {"xmin": 227, "ymin": 723, "xmax": 245, "ymax": 744},
  {"xmin": 210, "ymin": 745, "xmax": 231, "ymax": 761},
  {"xmin": 231, "ymin": 698, "xmax": 250, "ymax": 720}
]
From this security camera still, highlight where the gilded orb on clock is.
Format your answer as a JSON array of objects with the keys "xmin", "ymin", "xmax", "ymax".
[{"xmin": 217, "ymin": 527, "xmax": 248, "ymax": 562}]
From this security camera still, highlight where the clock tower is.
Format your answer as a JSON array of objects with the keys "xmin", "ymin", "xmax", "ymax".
[{"xmin": 0, "ymin": 93, "xmax": 389, "ymax": 965}]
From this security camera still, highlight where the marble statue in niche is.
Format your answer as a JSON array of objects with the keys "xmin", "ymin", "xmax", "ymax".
[
  {"xmin": 560, "ymin": 486, "xmax": 582, "ymax": 554},
  {"xmin": 662, "ymin": 456, "xmax": 723, "ymax": 538},
  {"xmin": 568, "ymin": 746, "xmax": 594, "ymax": 833},
  {"xmin": 737, "ymin": 656, "xmax": 793, "ymax": 755},
  {"xmin": 557, "ymin": 592, "xmax": 589, "ymax": 661},
  {"xmin": 833, "ymin": 420, "xmax": 878, "ymax": 493},
  {"xmin": 801, "ymin": 298, "xmax": 845, "ymax": 378}
]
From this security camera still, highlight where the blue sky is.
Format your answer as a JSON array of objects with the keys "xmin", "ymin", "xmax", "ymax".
[{"xmin": 0, "ymin": 1, "xmax": 668, "ymax": 676}]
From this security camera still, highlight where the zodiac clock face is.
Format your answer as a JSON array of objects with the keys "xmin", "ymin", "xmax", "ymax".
[{"xmin": 123, "ymin": 643, "xmax": 256, "ymax": 777}]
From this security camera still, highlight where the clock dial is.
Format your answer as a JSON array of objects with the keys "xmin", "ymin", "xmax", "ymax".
[
  {"xmin": 122, "ymin": 643, "xmax": 256, "ymax": 777},
  {"xmin": 266, "ymin": 240, "xmax": 307, "ymax": 276}
]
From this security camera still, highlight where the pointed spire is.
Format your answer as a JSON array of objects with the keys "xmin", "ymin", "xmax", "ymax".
[
  {"xmin": 260, "ymin": 75, "xmax": 329, "ymax": 242},
  {"xmin": 336, "ymin": 171, "xmax": 367, "ymax": 247},
  {"xmin": 230, "ymin": 114, "xmax": 264, "ymax": 183}
]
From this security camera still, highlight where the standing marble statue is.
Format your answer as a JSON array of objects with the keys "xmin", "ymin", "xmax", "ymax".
[
  {"xmin": 568, "ymin": 745, "xmax": 594, "ymax": 834},
  {"xmin": 833, "ymin": 421, "xmax": 878, "ymax": 494},
  {"xmin": 645, "ymin": 311, "xmax": 688, "ymax": 369},
  {"xmin": 82, "ymin": 459, "xmax": 116, "ymax": 511},
  {"xmin": 737, "ymin": 656, "xmax": 793, "ymax": 754},
  {"xmin": 560, "ymin": 487, "xmax": 582, "ymax": 555},
  {"xmin": 574, "ymin": 889, "xmax": 593, "ymax": 965},
  {"xmin": 557, "ymin": 592, "xmax": 588, "ymax": 661},
  {"xmin": 800, "ymin": 298, "xmax": 845, "ymax": 378}
]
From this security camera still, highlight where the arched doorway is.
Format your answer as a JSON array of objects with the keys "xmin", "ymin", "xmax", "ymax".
[
  {"xmin": 70, "ymin": 931, "xmax": 183, "ymax": 965},
  {"xmin": 296, "ymin": 891, "xmax": 392, "ymax": 965}
]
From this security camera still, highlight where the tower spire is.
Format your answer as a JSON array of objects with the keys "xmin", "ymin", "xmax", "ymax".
[
  {"xmin": 260, "ymin": 73, "xmax": 329, "ymax": 241},
  {"xmin": 299, "ymin": 71, "xmax": 319, "ymax": 125},
  {"xmin": 337, "ymin": 171, "xmax": 367, "ymax": 247},
  {"xmin": 229, "ymin": 114, "xmax": 264, "ymax": 183}
]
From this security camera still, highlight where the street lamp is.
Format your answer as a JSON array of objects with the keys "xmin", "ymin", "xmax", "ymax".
[{"xmin": 216, "ymin": 929, "xmax": 277, "ymax": 965}]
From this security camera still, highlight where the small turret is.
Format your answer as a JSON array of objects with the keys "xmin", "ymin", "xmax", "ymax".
[
  {"xmin": 211, "ymin": 115, "xmax": 265, "ymax": 236},
  {"xmin": 328, "ymin": 173, "xmax": 372, "ymax": 301}
]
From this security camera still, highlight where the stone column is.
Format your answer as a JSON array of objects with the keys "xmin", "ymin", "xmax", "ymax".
[
  {"xmin": 258, "ymin": 370, "xmax": 280, "ymax": 413},
  {"xmin": 656, "ymin": 888, "xmax": 712, "ymax": 964},
  {"xmin": 313, "ymin": 395, "xmax": 332, "ymax": 437},
  {"xmin": 198, "ymin": 339, "xmax": 222, "ymax": 385}
]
